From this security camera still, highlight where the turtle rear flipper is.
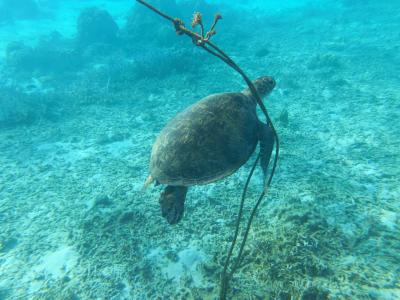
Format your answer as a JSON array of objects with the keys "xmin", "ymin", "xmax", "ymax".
[
  {"xmin": 142, "ymin": 175, "xmax": 160, "ymax": 192},
  {"xmin": 259, "ymin": 122, "xmax": 275, "ymax": 183},
  {"xmin": 142, "ymin": 175, "xmax": 154, "ymax": 192},
  {"xmin": 159, "ymin": 186, "xmax": 188, "ymax": 225}
]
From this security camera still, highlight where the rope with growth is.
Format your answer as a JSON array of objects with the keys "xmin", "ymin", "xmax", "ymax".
[{"xmin": 135, "ymin": 1, "xmax": 280, "ymax": 298}]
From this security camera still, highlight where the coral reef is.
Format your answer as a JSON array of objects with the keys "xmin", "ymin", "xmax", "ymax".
[
  {"xmin": 0, "ymin": 86, "xmax": 66, "ymax": 127},
  {"xmin": 4, "ymin": 42, "xmax": 36, "ymax": 71},
  {"xmin": 76, "ymin": 7, "xmax": 119, "ymax": 48},
  {"xmin": 122, "ymin": 0, "xmax": 220, "ymax": 48},
  {"xmin": 122, "ymin": 1, "xmax": 180, "ymax": 48},
  {"xmin": 130, "ymin": 47, "xmax": 208, "ymax": 79},
  {"xmin": 5, "ymin": 33, "xmax": 82, "ymax": 74}
]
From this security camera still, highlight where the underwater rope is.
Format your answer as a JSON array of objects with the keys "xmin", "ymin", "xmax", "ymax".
[{"xmin": 135, "ymin": 1, "xmax": 280, "ymax": 299}]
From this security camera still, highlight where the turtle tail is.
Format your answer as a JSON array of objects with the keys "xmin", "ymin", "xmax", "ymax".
[
  {"xmin": 141, "ymin": 175, "xmax": 154, "ymax": 192},
  {"xmin": 159, "ymin": 186, "xmax": 188, "ymax": 225}
]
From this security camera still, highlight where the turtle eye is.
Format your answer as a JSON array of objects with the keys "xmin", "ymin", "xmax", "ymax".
[{"xmin": 268, "ymin": 78, "xmax": 276, "ymax": 86}]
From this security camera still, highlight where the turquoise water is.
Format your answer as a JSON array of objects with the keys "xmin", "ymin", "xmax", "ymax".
[{"xmin": 1, "ymin": 0, "xmax": 399, "ymax": 299}]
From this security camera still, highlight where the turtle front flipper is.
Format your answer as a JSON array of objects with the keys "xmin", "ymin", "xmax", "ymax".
[
  {"xmin": 259, "ymin": 122, "xmax": 275, "ymax": 183},
  {"xmin": 159, "ymin": 186, "xmax": 188, "ymax": 225}
]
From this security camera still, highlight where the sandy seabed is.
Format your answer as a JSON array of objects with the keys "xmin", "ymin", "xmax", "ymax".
[{"xmin": 0, "ymin": 1, "xmax": 399, "ymax": 299}]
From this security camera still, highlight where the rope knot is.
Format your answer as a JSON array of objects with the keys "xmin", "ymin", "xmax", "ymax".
[{"xmin": 173, "ymin": 18, "xmax": 184, "ymax": 35}]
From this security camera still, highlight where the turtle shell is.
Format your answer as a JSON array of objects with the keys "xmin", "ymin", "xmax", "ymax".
[{"xmin": 150, "ymin": 92, "xmax": 259, "ymax": 186}]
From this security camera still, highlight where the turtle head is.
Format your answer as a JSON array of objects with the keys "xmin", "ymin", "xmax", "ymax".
[
  {"xmin": 253, "ymin": 76, "xmax": 276, "ymax": 96},
  {"xmin": 242, "ymin": 76, "xmax": 276, "ymax": 99}
]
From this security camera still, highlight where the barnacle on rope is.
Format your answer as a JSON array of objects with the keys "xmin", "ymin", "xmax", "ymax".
[
  {"xmin": 191, "ymin": 12, "xmax": 202, "ymax": 28},
  {"xmin": 205, "ymin": 13, "xmax": 222, "ymax": 41},
  {"xmin": 207, "ymin": 29, "xmax": 216, "ymax": 38}
]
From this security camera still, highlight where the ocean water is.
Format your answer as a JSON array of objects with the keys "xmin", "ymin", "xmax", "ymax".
[{"xmin": 0, "ymin": 0, "xmax": 399, "ymax": 299}]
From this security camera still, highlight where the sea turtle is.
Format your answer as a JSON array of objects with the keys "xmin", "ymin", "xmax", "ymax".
[{"xmin": 144, "ymin": 76, "xmax": 276, "ymax": 224}]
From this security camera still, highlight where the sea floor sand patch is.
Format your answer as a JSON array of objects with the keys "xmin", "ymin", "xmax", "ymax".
[
  {"xmin": 104, "ymin": 139, "xmax": 134, "ymax": 157},
  {"xmin": 379, "ymin": 209, "xmax": 398, "ymax": 231},
  {"xmin": 36, "ymin": 141, "xmax": 97, "ymax": 166},
  {"xmin": 32, "ymin": 245, "xmax": 78, "ymax": 279},
  {"xmin": 163, "ymin": 246, "xmax": 206, "ymax": 287},
  {"xmin": 147, "ymin": 245, "xmax": 207, "ymax": 288}
]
